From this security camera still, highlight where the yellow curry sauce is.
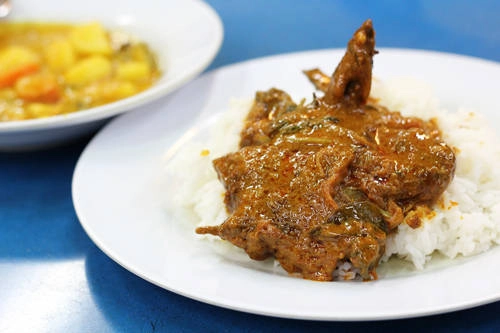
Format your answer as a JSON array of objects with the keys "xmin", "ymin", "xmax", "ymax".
[{"xmin": 0, "ymin": 22, "xmax": 160, "ymax": 121}]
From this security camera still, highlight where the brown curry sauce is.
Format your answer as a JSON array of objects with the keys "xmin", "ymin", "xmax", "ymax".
[{"xmin": 196, "ymin": 20, "xmax": 456, "ymax": 281}]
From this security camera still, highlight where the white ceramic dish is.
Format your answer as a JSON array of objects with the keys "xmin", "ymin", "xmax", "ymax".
[
  {"xmin": 72, "ymin": 49, "xmax": 500, "ymax": 321},
  {"xmin": 0, "ymin": 0, "xmax": 223, "ymax": 150}
]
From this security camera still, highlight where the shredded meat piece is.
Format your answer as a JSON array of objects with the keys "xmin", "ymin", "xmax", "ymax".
[{"xmin": 196, "ymin": 19, "xmax": 456, "ymax": 281}]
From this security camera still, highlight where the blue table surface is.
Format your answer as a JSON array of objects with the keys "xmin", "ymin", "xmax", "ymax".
[{"xmin": 2, "ymin": 1, "xmax": 500, "ymax": 332}]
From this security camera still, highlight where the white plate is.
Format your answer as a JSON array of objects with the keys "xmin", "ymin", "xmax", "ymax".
[
  {"xmin": 0, "ymin": 0, "xmax": 223, "ymax": 150},
  {"xmin": 72, "ymin": 49, "xmax": 500, "ymax": 321}
]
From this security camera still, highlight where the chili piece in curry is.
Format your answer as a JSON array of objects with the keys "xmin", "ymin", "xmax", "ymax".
[{"xmin": 196, "ymin": 20, "xmax": 456, "ymax": 281}]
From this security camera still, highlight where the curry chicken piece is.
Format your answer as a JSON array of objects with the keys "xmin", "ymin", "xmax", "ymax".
[{"xmin": 196, "ymin": 20, "xmax": 456, "ymax": 281}]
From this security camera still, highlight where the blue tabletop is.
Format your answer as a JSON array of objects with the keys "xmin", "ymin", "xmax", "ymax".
[{"xmin": 2, "ymin": 1, "xmax": 500, "ymax": 332}]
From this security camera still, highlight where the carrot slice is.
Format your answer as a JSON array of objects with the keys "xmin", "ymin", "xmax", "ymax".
[
  {"xmin": 15, "ymin": 73, "xmax": 61, "ymax": 103},
  {"xmin": 0, "ymin": 46, "xmax": 41, "ymax": 88},
  {"xmin": 0, "ymin": 63, "xmax": 40, "ymax": 88}
]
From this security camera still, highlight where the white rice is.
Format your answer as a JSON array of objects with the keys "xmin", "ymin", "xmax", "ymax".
[
  {"xmin": 165, "ymin": 77, "xmax": 500, "ymax": 273},
  {"xmin": 372, "ymin": 78, "xmax": 500, "ymax": 269}
]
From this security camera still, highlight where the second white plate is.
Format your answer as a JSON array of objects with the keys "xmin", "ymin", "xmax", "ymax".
[
  {"xmin": 72, "ymin": 48, "xmax": 500, "ymax": 321},
  {"xmin": 1, "ymin": 0, "xmax": 223, "ymax": 150}
]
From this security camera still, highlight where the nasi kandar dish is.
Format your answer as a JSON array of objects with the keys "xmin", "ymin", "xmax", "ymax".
[{"xmin": 195, "ymin": 20, "xmax": 456, "ymax": 281}]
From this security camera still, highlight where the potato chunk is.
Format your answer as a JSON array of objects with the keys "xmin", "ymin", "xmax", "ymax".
[
  {"xmin": 116, "ymin": 61, "xmax": 151, "ymax": 81},
  {"xmin": 26, "ymin": 103, "xmax": 62, "ymax": 118},
  {"xmin": 64, "ymin": 55, "xmax": 112, "ymax": 85},
  {"xmin": 69, "ymin": 22, "xmax": 112, "ymax": 56},
  {"xmin": 84, "ymin": 80, "xmax": 137, "ymax": 103},
  {"xmin": 45, "ymin": 40, "xmax": 76, "ymax": 72}
]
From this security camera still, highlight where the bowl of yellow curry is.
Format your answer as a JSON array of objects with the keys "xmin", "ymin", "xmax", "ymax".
[{"xmin": 0, "ymin": 0, "xmax": 223, "ymax": 150}]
